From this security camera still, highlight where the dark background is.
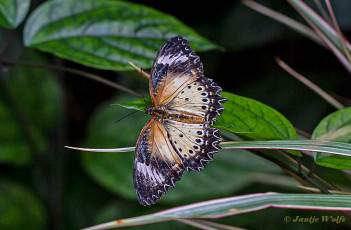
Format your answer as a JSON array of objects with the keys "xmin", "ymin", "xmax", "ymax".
[{"xmin": 1, "ymin": 0, "xmax": 351, "ymax": 229}]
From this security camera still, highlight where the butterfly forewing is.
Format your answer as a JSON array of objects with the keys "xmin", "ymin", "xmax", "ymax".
[
  {"xmin": 167, "ymin": 76, "xmax": 227, "ymax": 124},
  {"xmin": 150, "ymin": 36, "xmax": 203, "ymax": 105}
]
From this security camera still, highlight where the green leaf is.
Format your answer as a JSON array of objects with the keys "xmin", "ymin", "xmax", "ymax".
[
  {"xmin": 215, "ymin": 92, "xmax": 299, "ymax": 155},
  {"xmin": 24, "ymin": 0, "xmax": 217, "ymax": 71},
  {"xmin": 0, "ymin": 179, "xmax": 47, "ymax": 230},
  {"xmin": 312, "ymin": 107, "xmax": 351, "ymax": 169},
  {"xmin": 0, "ymin": 0, "xmax": 30, "ymax": 28},
  {"xmin": 0, "ymin": 51, "xmax": 64, "ymax": 166},
  {"xmin": 83, "ymin": 193, "xmax": 351, "ymax": 230},
  {"xmin": 216, "ymin": 92, "xmax": 297, "ymax": 140},
  {"xmin": 117, "ymin": 97, "xmax": 152, "ymax": 110},
  {"xmin": 80, "ymin": 97, "xmax": 283, "ymax": 204}
]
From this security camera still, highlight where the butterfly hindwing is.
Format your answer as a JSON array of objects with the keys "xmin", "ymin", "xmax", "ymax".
[
  {"xmin": 167, "ymin": 76, "xmax": 228, "ymax": 124},
  {"xmin": 163, "ymin": 120, "xmax": 222, "ymax": 171},
  {"xmin": 133, "ymin": 118, "xmax": 185, "ymax": 206},
  {"xmin": 150, "ymin": 36, "xmax": 203, "ymax": 105}
]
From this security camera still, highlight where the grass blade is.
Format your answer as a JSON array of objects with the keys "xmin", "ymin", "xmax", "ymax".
[
  {"xmin": 66, "ymin": 140, "xmax": 351, "ymax": 157},
  {"xmin": 82, "ymin": 192, "xmax": 351, "ymax": 230},
  {"xmin": 242, "ymin": 0, "xmax": 324, "ymax": 47},
  {"xmin": 325, "ymin": 0, "xmax": 351, "ymax": 64},
  {"xmin": 288, "ymin": 0, "xmax": 351, "ymax": 73},
  {"xmin": 221, "ymin": 140, "xmax": 351, "ymax": 157}
]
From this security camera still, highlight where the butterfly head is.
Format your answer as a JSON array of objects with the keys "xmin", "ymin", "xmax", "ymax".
[{"xmin": 145, "ymin": 106, "xmax": 154, "ymax": 115}]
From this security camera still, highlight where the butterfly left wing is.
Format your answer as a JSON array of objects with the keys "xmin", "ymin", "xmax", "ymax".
[
  {"xmin": 133, "ymin": 117, "xmax": 222, "ymax": 205},
  {"xmin": 133, "ymin": 117, "xmax": 185, "ymax": 206}
]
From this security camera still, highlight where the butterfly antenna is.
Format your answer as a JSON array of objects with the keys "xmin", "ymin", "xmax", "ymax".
[{"xmin": 114, "ymin": 109, "xmax": 143, "ymax": 124}]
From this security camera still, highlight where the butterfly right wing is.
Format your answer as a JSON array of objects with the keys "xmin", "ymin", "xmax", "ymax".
[
  {"xmin": 133, "ymin": 118, "xmax": 185, "ymax": 206},
  {"xmin": 149, "ymin": 36, "xmax": 203, "ymax": 106}
]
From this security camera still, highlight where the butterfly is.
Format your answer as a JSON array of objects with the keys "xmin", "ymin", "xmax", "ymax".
[{"xmin": 134, "ymin": 36, "xmax": 227, "ymax": 206}]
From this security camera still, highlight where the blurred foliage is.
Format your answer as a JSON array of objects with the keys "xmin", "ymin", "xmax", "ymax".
[
  {"xmin": 0, "ymin": 179, "xmax": 47, "ymax": 230},
  {"xmin": 0, "ymin": 0, "xmax": 30, "ymax": 28},
  {"xmin": 0, "ymin": 51, "xmax": 63, "ymax": 166},
  {"xmin": 0, "ymin": 0, "xmax": 351, "ymax": 230}
]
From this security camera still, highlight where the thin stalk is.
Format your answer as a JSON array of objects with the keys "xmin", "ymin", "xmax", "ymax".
[
  {"xmin": 276, "ymin": 57, "xmax": 345, "ymax": 109},
  {"xmin": 0, "ymin": 60, "xmax": 143, "ymax": 98},
  {"xmin": 295, "ymin": 127, "xmax": 312, "ymax": 139},
  {"xmin": 288, "ymin": 0, "xmax": 351, "ymax": 74},
  {"xmin": 313, "ymin": 0, "xmax": 332, "ymax": 25},
  {"xmin": 325, "ymin": 0, "xmax": 351, "ymax": 64},
  {"xmin": 242, "ymin": 0, "xmax": 325, "ymax": 47},
  {"xmin": 129, "ymin": 61, "xmax": 150, "ymax": 79}
]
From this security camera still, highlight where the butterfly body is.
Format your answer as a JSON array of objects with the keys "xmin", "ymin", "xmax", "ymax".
[
  {"xmin": 145, "ymin": 106, "xmax": 206, "ymax": 124},
  {"xmin": 134, "ymin": 36, "xmax": 227, "ymax": 206}
]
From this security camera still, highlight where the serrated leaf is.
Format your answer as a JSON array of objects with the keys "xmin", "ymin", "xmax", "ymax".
[
  {"xmin": 215, "ymin": 92, "xmax": 300, "ymax": 156},
  {"xmin": 0, "ymin": 179, "xmax": 47, "ymax": 230},
  {"xmin": 0, "ymin": 0, "xmax": 30, "ymax": 28},
  {"xmin": 216, "ymin": 92, "xmax": 297, "ymax": 140},
  {"xmin": 0, "ymin": 51, "xmax": 63, "ymax": 166},
  {"xmin": 312, "ymin": 107, "xmax": 351, "ymax": 169},
  {"xmin": 24, "ymin": 0, "xmax": 217, "ymax": 71}
]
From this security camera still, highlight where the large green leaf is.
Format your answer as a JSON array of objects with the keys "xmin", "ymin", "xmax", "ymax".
[
  {"xmin": 0, "ymin": 179, "xmax": 47, "ymax": 230},
  {"xmin": 216, "ymin": 92, "xmax": 300, "ymax": 156},
  {"xmin": 0, "ymin": 51, "xmax": 63, "ymax": 166},
  {"xmin": 24, "ymin": 0, "xmax": 217, "ymax": 71},
  {"xmin": 216, "ymin": 92, "xmax": 297, "ymax": 140},
  {"xmin": 312, "ymin": 107, "xmax": 351, "ymax": 169},
  {"xmin": 0, "ymin": 0, "xmax": 30, "ymax": 28},
  {"xmin": 80, "ymin": 97, "xmax": 285, "ymax": 204},
  {"xmin": 83, "ymin": 193, "xmax": 351, "ymax": 230}
]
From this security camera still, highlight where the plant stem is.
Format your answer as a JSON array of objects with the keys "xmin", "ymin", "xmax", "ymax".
[
  {"xmin": 0, "ymin": 60, "xmax": 143, "ymax": 98},
  {"xmin": 276, "ymin": 57, "xmax": 345, "ymax": 110},
  {"xmin": 325, "ymin": 0, "xmax": 351, "ymax": 64}
]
